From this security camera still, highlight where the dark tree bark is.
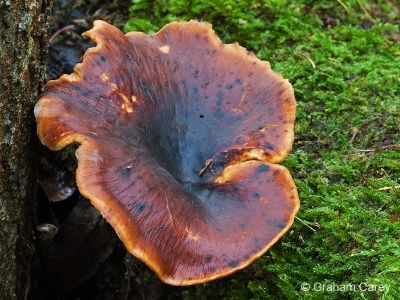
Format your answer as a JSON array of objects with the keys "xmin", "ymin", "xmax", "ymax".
[{"xmin": 0, "ymin": 1, "xmax": 52, "ymax": 299}]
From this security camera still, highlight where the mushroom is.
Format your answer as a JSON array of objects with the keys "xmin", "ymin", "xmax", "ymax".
[{"xmin": 35, "ymin": 20, "xmax": 299, "ymax": 285}]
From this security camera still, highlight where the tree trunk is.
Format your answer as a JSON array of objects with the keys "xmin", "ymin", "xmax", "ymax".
[{"xmin": 0, "ymin": 1, "xmax": 52, "ymax": 299}]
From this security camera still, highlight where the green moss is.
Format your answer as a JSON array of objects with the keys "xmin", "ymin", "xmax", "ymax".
[{"xmin": 125, "ymin": 0, "xmax": 399, "ymax": 299}]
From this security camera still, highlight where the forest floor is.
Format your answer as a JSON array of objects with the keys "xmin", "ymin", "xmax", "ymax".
[{"xmin": 34, "ymin": 0, "xmax": 399, "ymax": 299}]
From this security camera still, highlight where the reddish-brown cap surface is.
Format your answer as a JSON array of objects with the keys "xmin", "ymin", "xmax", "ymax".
[{"xmin": 35, "ymin": 20, "xmax": 299, "ymax": 285}]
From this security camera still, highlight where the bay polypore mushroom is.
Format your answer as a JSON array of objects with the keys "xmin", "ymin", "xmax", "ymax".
[{"xmin": 35, "ymin": 20, "xmax": 299, "ymax": 285}]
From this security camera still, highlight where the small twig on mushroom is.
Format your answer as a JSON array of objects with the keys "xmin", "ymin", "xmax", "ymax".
[
  {"xmin": 199, "ymin": 158, "xmax": 213, "ymax": 176},
  {"xmin": 258, "ymin": 124, "xmax": 278, "ymax": 132},
  {"xmin": 378, "ymin": 185, "xmax": 400, "ymax": 191},
  {"xmin": 295, "ymin": 216, "xmax": 317, "ymax": 233},
  {"xmin": 295, "ymin": 51, "xmax": 316, "ymax": 68},
  {"xmin": 49, "ymin": 25, "xmax": 76, "ymax": 44},
  {"xmin": 349, "ymin": 128, "xmax": 374, "ymax": 152}
]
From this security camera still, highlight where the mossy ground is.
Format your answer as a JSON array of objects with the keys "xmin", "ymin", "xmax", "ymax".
[{"xmin": 125, "ymin": 1, "xmax": 400, "ymax": 299}]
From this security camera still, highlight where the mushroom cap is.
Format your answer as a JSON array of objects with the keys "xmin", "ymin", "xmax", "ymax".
[{"xmin": 35, "ymin": 20, "xmax": 299, "ymax": 285}]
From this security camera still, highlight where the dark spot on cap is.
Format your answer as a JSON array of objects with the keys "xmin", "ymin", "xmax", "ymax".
[
  {"xmin": 253, "ymin": 192, "xmax": 260, "ymax": 198},
  {"xmin": 139, "ymin": 80, "xmax": 150, "ymax": 94},
  {"xmin": 201, "ymin": 81, "xmax": 209, "ymax": 88},
  {"xmin": 235, "ymin": 136, "xmax": 244, "ymax": 143},
  {"xmin": 277, "ymin": 222, "xmax": 286, "ymax": 229},
  {"xmin": 205, "ymin": 255, "xmax": 212, "ymax": 263},
  {"xmin": 133, "ymin": 202, "xmax": 146, "ymax": 213},
  {"xmin": 193, "ymin": 70, "xmax": 199, "ymax": 77},
  {"xmin": 228, "ymin": 260, "xmax": 239, "ymax": 268},
  {"xmin": 199, "ymin": 114, "xmax": 204, "ymax": 118},
  {"xmin": 73, "ymin": 85, "xmax": 90, "ymax": 97},
  {"xmin": 240, "ymin": 223, "xmax": 246, "ymax": 228},
  {"xmin": 121, "ymin": 166, "xmax": 132, "ymax": 178},
  {"xmin": 171, "ymin": 62, "xmax": 178, "ymax": 72},
  {"xmin": 273, "ymin": 170, "xmax": 280, "ymax": 176},
  {"xmin": 225, "ymin": 84, "xmax": 233, "ymax": 90},
  {"xmin": 266, "ymin": 219, "xmax": 275, "ymax": 226},
  {"xmin": 216, "ymin": 92, "xmax": 223, "ymax": 106},
  {"xmin": 256, "ymin": 164, "xmax": 270, "ymax": 173},
  {"xmin": 100, "ymin": 55, "xmax": 107, "ymax": 63},
  {"xmin": 128, "ymin": 68, "xmax": 135, "ymax": 77},
  {"xmin": 213, "ymin": 108, "xmax": 223, "ymax": 119},
  {"xmin": 265, "ymin": 142, "xmax": 274, "ymax": 150}
]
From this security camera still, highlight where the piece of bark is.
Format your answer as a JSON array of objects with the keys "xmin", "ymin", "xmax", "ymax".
[{"xmin": 0, "ymin": 1, "xmax": 52, "ymax": 299}]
